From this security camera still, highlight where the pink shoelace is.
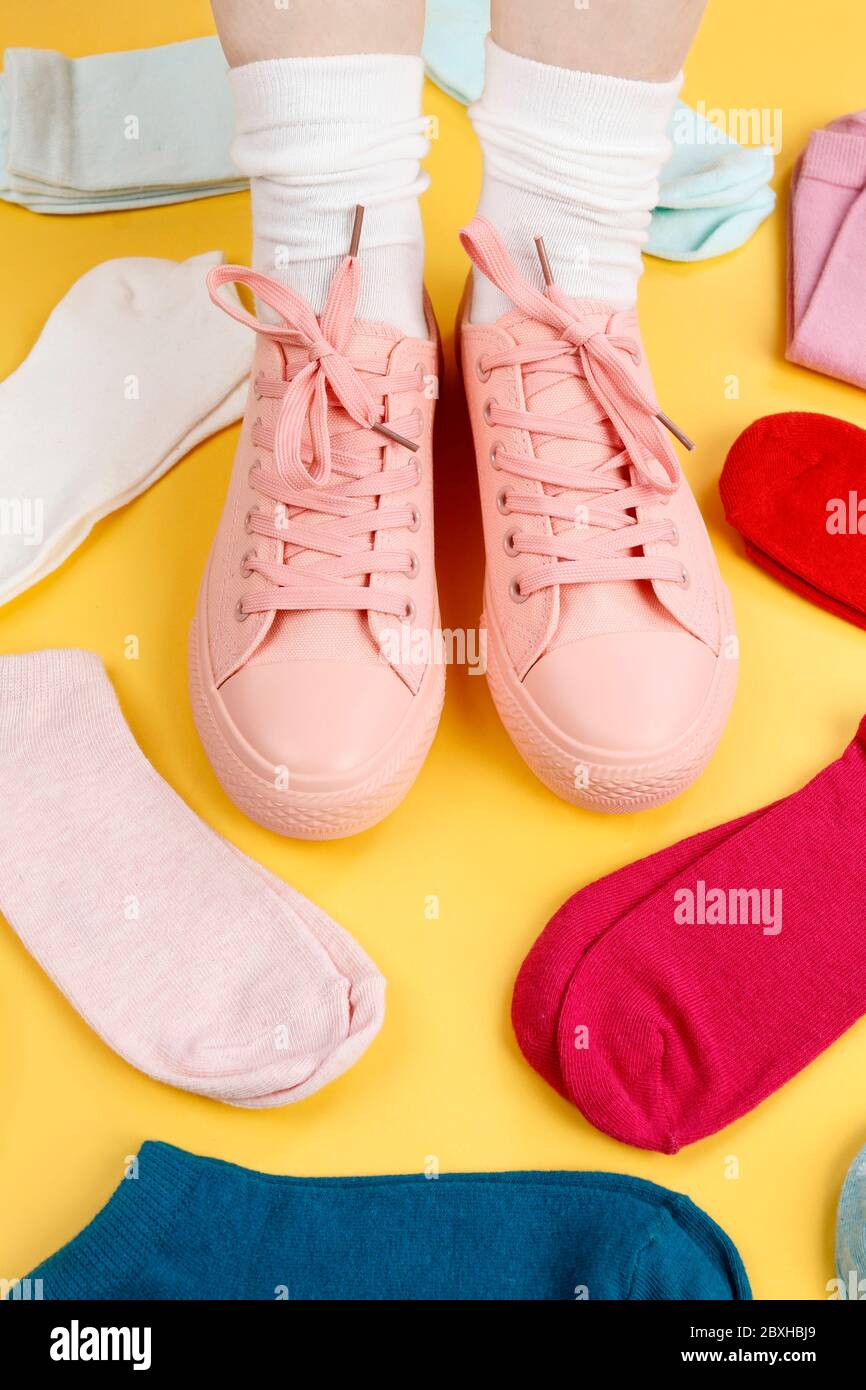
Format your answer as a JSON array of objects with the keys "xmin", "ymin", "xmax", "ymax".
[
  {"xmin": 207, "ymin": 249, "xmax": 423, "ymax": 622},
  {"xmin": 460, "ymin": 217, "xmax": 691, "ymax": 602}
]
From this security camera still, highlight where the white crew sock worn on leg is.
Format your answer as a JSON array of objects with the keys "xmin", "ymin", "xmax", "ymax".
[
  {"xmin": 0, "ymin": 252, "xmax": 252, "ymax": 609},
  {"xmin": 468, "ymin": 38, "xmax": 681, "ymax": 320},
  {"xmin": 229, "ymin": 53, "xmax": 429, "ymax": 337},
  {"xmin": 0, "ymin": 650, "xmax": 385, "ymax": 1106}
]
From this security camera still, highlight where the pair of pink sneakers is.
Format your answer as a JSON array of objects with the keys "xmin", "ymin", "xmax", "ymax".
[{"xmin": 190, "ymin": 213, "xmax": 737, "ymax": 839}]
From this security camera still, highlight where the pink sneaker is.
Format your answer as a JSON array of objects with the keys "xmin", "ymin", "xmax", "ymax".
[
  {"xmin": 458, "ymin": 218, "xmax": 737, "ymax": 812},
  {"xmin": 190, "ymin": 218, "xmax": 443, "ymax": 839}
]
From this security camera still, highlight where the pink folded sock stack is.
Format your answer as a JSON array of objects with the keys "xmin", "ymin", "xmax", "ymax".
[{"xmin": 787, "ymin": 109, "xmax": 866, "ymax": 387}]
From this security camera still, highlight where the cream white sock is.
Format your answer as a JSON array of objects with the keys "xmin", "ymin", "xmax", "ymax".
[
  {"xmin": 0, "ymin": 650, "xmax": 385, "ymax": 1108},
  {"xmin": 0, "ymin": 252, "xmax": 252, "ymax": 608},
  {"xmin": 228, "ymin": 53, "xmax": 429, "ymax": 336},
  {"xmin": 469, "ymin": 39, "xmax": 681, "ymax": 320}
]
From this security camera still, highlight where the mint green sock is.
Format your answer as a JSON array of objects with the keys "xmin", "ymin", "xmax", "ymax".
[
  {"xmin": 0, "ymin": 40, "xmax": 244, "ymax": 213},
  {"xmin": 421, "ymin": 0, "xmax": 775, "ymax": 263}
]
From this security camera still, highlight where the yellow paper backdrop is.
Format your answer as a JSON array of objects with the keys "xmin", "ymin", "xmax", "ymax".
[{"xmin": 2, "ymin": 0, "xmax": 865, "ymax": 1302}]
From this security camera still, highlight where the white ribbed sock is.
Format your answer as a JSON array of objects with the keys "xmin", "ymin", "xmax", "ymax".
[
  {"xmin": 469, "ymin": 39, "xmax": 681, "ymax": 320},
  {"xmin": 228, "ymin": 53, "xmax": 429, "ymax": 337}
]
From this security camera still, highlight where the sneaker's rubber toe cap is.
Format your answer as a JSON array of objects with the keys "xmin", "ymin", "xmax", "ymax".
[
  {"xmin": 523, "ymin": 629, "xmax": 717, "ymax": 756},
  {"xmin": 219, "ymin": 660, "xmax": 414, "ymax": 780}
]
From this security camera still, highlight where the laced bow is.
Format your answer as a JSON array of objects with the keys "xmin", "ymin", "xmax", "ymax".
[
  {"xmin": 207, "ymin": 212, "xmax": 423, "ymax": 620},
  {"xmin": 459, "ymin": 216, "xmax": 693, "ymax": 598}
]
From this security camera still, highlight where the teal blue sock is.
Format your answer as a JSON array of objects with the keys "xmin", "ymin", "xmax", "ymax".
[
  {"xmin": 836, "ymin": 1142, "xmax": 866, "ymax": 1300},
  {"xmin": 19, "ymin": 1142, "xmax": 750, "ymax": 1301}
]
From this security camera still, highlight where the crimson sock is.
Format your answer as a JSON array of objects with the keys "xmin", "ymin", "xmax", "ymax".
[
  {"xmin": 554, "ymin": 717, "xmax": 866, "ymax": 1152},
  {"xmin": 512, "ymin": 804, "xmax": 771, "ymax": 1097},
  {"xmin": 720, "ymin": 412, "xmax": 866, "ymax": 632}
]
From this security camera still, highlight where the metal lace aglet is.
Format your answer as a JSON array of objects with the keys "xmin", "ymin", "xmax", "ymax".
[
  {"xmin": 534, "ymin": 235, "xmax": 554, "ymax": 287},
  {"xmin": 347, "ymin": 205, "xmax": 418, "ymax": 452},
  {"xmin": 657, "ymin": 410, "xmax": 695, "ymax": 451},
  {"xmin": 373, "ymin": 421, "xmax": 419, "ymax": 452},
  {"xmin": 348, "ymin": 204, "xmax": 365, "ymax": 258}
]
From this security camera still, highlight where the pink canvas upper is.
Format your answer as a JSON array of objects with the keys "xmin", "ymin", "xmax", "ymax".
[
  {"xmin": 460, "ymin": 218, "xmax": 723, "ymax": 686},
  {"xmin": 204, "ymin": 261, "xmax": 438, "ymax": 699}
]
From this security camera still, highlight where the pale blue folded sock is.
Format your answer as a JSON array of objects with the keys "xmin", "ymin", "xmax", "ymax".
[
  {"xmin": 836, "ymin": 1141, "xmax": 866, "ymax": 1300},
  {"xmin": 423, "ymin": 0, "xmax": 487, "ymax": 104},
  {"xmin": 421, "ymin": 0, "xmax": 775, "ymax": 262},
  {"xmin": 0, "ymin": 39, "xmax": 243, "ymax": 214}
]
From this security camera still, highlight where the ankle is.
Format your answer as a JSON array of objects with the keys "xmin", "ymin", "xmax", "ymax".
[
  {"xmin": 468, "ymin": 39, "xmax": 680, "ymax": 319},
  {"xmin": 229, "ymin": 53, "xmax": 429, "ymax": 336}
]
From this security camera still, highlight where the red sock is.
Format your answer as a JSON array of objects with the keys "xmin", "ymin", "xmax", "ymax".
[
  {"xmin": 554, "ymin": 718, "xmax": 866, "ymax": 1152},
  {"xmin": 720, "ymin": 411, "xmax": 866, "ymax": 631}
]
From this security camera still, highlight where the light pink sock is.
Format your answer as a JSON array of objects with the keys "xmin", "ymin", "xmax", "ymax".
[
  {"xmin": 0, "ymin": 650, "xmax": 385, "ymax": 1107},
  {"xmin": 556, "ymin": 717, "xmax": 866, "ymax": 1152},
  {"xmin": 787, "ymin": 112, "xmax": 866, "ymax": 386}
]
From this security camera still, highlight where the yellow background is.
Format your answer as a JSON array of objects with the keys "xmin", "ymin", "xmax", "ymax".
[{"xmin": 2, "ymin": 0, "xmax": 866, "ymax": 1303}]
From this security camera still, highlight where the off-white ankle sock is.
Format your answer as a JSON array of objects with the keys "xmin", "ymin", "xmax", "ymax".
[
  {"xmin": 468, "ymin": 38, "xmax": 681, "ymax": 320},
  {"xmin": 0, "ymin": 252, "xmax": 251, "ymax": 609},
  {"xmin": 228, "ymin": 53, "xmax": 429, "ymax": 337},
  {"xmin": 0, "ymin": 650, "xmax": 385, "ymax": 1107}
]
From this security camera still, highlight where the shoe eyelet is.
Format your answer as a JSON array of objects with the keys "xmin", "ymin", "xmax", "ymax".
[
  {"xmin": 405, "ymin": 551, "xmax": 420, "ymax": 579},
  {"xmin": 409, "ymin": 458, "xmax": 423, "ymax": 486},
  {"xmin": 483, "ymin": 397, "xmax": 497, "ymax": 425},
  {"xmin": 476, "ymin": 356, "xmax": 492, "ymax": 383},
  {"xmin": 244, "ymin": 506, "xmax": 260, "ymax": 534},
  {"xmin": 489, "ymin": 441, "xmax": 505, "ymax": 470},
  {"xmin": 248, "ymin": 462, "xmax": 260, "ymax": 487},
  {"xmin": 253, "ymin": 373, "xmax": 264, "ymax": 400},
  {"xmin": 241, "ymin": 549, "xmax": 257, "ymax": 578},
  {"xmin": 503, "ymin": 527, "xmax": 521, "ymax": 557},
  {"xmin": 235, "ymin": 599, "xmax": 249, "ymax": 622},
  {"xmin": 678, "ymin": 565, "xmax": 690, "ymax": 588},
  {"xmin": 509, "ymin": 576, "xmax": 529, "ymax": 604},
  {"xmin": 496, "ymin": 487, "xmax": 512, "ymax": 516},
  {"xmin": 402, "ymin": 598, "xmax": 416, "ymax": 623},
  {"xmin": 668, "ymin": 524, "xmax": 679, "ymax": 546},
  {"xmin": 254, "ymin": 416, "xmax": 262, "ymax": 431},
  {"xmin": 408, "ymin": 505, "xmax": 421, "ymax": 533}
]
